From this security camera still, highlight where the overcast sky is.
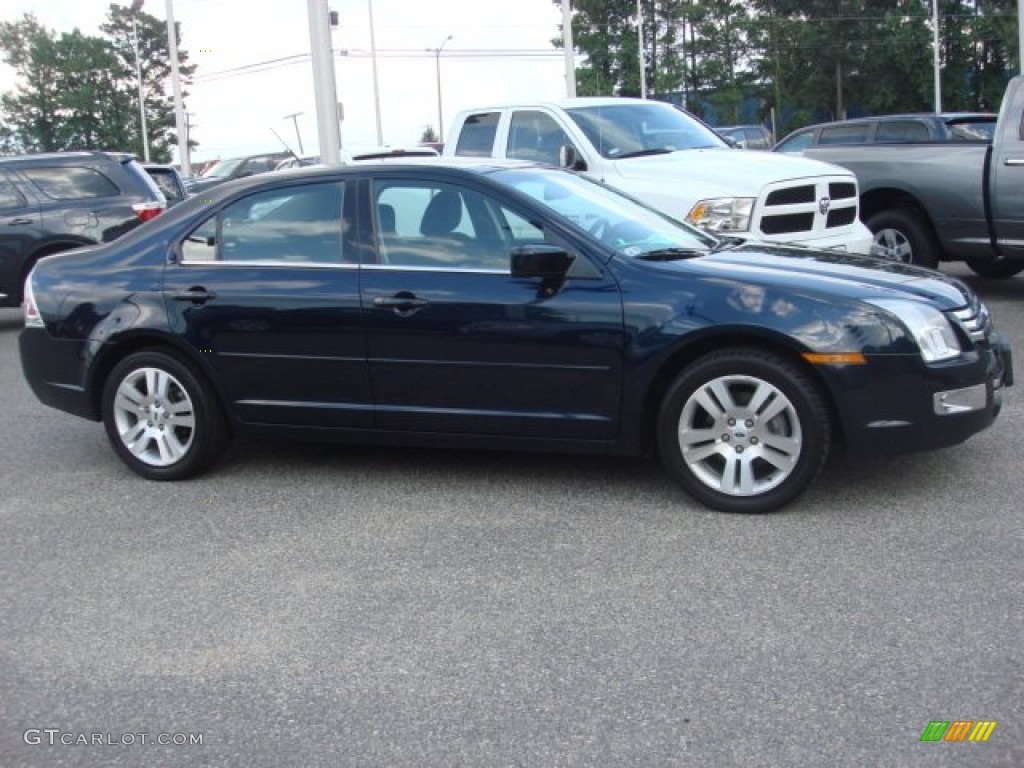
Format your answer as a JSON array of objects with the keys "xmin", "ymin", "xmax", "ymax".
[{"xmin": 0, "ymin": 0, "xmax": 572, "ymax": 164}]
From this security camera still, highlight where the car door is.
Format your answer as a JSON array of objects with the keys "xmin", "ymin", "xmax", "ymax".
[
  {"xmin": 163, "ymin": 178, "xmax": 372, "ymax": 428},
  {"xmin": 0, "ymin": 170, "xmax": 40, "ymax": 305},
  {"xmin": 359, "ymin": 173, "xmax": 625, "ymax": 440},
  {"xmin": 990, "ymin": 85, "xmax": 1024, "ymax": 257}
]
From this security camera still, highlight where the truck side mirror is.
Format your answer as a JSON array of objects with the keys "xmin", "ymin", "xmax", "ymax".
[{"xmin": 559, "ymin": 145, "xmax": 587, "ymax": 172}]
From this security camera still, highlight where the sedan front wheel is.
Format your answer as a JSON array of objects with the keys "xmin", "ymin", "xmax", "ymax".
[
  {"xmin": 657, "ymin": 348, "xmax": 832, "ymax": 513},
  {"xmin": 102, "ymin": 350, "xmax": 228, "ymax": 480}
]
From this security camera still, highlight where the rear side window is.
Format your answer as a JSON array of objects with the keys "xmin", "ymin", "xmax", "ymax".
[
  {"xmin": 874, "ymin": 121, "xmax": 929, "ymax": 142},
  {"xmin": 454, "ymin": 112, "xmax": 499, "ymax": 157},
  {"xmin": 181, "ymin": 181, "xmax": 345, "ymax": 264},
  {"xmin": 22, "ymin": 166, "xmax": 119, "ymax": 199},
  {"xmin": 819, "ymin": 125, "xmax": 870, "ymax": 145}
]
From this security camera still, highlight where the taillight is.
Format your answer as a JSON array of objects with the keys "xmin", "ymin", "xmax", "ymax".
[
  {"xmin": 132, "ymin": 201, "xmax": 165, "ymax": 222},
  {"xmin": 23, "ymin": 272, "xmax": 43, "ymax": 328}
]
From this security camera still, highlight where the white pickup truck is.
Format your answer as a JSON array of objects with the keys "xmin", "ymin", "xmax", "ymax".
[{"xmin": 443, "ymin": 98, "xmax": 874, "ymax": 253}]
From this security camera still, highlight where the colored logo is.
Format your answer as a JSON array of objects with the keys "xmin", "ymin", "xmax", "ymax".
[{"xmin": 920, "ymin": 720, "xmax": 997, "ymax": 742}]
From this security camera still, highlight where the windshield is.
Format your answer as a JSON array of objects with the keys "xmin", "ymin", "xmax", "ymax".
[
  {"xmin": 493, "ymin": 167, "xmax": 718, "ymax": 257},
  {"xmin": 565, "ymin": 103, "xmax": 728, "ymax": 159},
  {"xmin": 201, "ymin": 157, "xmax": 245, "ymax": 179}
]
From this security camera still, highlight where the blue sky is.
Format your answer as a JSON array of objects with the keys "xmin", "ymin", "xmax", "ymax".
[{"xmin": 1, "ymin": 0, "xmax": 572, "ymax": 163}]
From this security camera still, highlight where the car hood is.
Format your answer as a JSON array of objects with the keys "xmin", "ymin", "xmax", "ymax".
[
  {"xmin": 683, "ymin": 244, "xmax": 972, "ymax": 309},
  {"xmin": 610, "ymin": 148, "xmax": 854, "ymax": 191}
]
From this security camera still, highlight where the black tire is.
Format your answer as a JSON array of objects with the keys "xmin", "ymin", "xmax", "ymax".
[
  {"xmin": 866, "ymin": 209, "xmax": 939, "ymax": 269},
  {"xmin": 102, "ymin": 350, "xmax": 229, "ymax": 480},
  {"xmin": 964, "ymin": 257, "xmax": 1024, "ymax": 279},
  {"xmin": 656, "ymin": 348, "xmax": 831, "ymax": 514}
]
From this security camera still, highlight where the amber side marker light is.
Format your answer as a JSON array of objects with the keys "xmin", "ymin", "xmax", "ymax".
[{"xmin": 802, "ymin": 352, "xmax": 867, "ymax": 365}]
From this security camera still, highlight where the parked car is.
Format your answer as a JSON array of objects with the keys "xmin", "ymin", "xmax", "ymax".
[
  {"xmin": 19, "ymin": 162, "xmax": 1012, "ymax": 513},
  {"xmin": 142, "ymin": 163, "xmax": 188, "ymax": 207},
  {"xmin": 184, "ymin": 152, "xmax": 291, "ymax": 194},
  {"xmin": 716, "ymin": 124, "xmax": 774, "ymax": 150},
  {"xmin": 274, "ymin": 155, "xmax": 321, "ymax": 171},
  {"xmin": 774, "ymin": 112, "xmax": 996, "ymax": 154},
  {"xmin": 0, "ymin": 150, "xmax": 166, "ymax": 307},
  {"xmin": 780, "ymin": 77, "xmax": 1022, "ymax": 277},
  {"xmin": 444, "ymin": 98, "xmax": 874, "ymax": 253}
]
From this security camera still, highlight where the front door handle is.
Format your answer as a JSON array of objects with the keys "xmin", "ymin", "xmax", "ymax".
[
  {"xmin": 7, "ymin": 217, "xmax": 33, "ymax": 226},
  {"xmin": 172, "ymin": 287, "xmax": 218, "ymax": 304},
  {"xmin": 373, "ymin": 293, "xmax": 430, "ymax": 313}
]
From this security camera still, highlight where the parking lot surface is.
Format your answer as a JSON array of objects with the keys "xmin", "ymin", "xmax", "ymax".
[{"xmin": 1, "ymin": 265, "xmax": 1021, "ymax": 767}]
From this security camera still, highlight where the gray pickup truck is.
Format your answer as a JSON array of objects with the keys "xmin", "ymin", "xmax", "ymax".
[{"xmin": 801, "ymin": 76, "xmax": 1024, "ymax": 278}]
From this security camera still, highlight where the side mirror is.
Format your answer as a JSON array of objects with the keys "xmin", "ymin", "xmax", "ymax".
[
  {"xmin": 511, "ymin": 244, "xmax": 574, "ymax": 279},
  {"xmin": 558, "ymin": 145, "xmax": 587, "ymax": 172}
]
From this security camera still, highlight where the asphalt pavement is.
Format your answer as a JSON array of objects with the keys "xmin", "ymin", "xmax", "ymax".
[{"xmin": 0, "ymin": 264, "xmax": 1021, "ymax": 767}]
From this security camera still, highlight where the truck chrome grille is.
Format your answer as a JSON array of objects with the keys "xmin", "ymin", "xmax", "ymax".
[{"xmin": 755, "ymin": 175, "xmax": 861, "ymax": 240}]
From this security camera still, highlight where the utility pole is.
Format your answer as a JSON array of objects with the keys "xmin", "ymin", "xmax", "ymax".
[
  {"xmin": 307, "ymin": 0, "xmax": 340, "ymax": 164},
  {"xmin": 368, "ymin": 0, "xmax": 383, "ymax": 145},
  {"xmin": 932, "ymin": 0, "xmax": 942, "ymax": 113},
  {"xmin": 284, "ymin": 112, "xmax": 305, "ymax": 154},
  {"xmin": 560, "ymin": 0, "xmax": 575, "ymax": 98},
  {"xmin": 129, "ymin": 0, "xmax": 150, "ymax": 161},
  {"xmin": 165, "ymin": 0, "xmax": 189, "ymax": 175},
  {"xmin": 637, "ymin": 0, "xmax": 646, "ymax": 99},
  {"xmin": 429, "ymin": 35, "xmax": 453, "ymax": 143}
]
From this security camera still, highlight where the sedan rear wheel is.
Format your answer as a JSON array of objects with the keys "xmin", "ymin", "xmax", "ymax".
[
  {"xmin": 102, "ymin": 350, "xmax": 228, "ymax": 480},
  {"xmin": 657, "ymin": 348, "xmax": 831, "ymax": 513}
]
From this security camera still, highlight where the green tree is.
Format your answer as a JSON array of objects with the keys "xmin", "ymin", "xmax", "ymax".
[{"xmin": 0, "ymin": 4, "xmax": 195, "ymax": 161}]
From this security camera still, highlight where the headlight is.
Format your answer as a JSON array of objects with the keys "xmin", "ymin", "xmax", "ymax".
[
  {"xmin": 686, "ymin": 197, "xmax": 754, "ymax": 232},
  {"xmin": 866, "ymin": 299, "xmax": 962, "ymax": 362}
]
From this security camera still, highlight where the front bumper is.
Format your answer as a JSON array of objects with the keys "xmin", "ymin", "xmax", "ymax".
[
  {"xmin": 756, "ymin": 220, "xmax": 875, "ymax": 256},
  {"xmin": 834, "ymin": 333, "xmax": 1013, "ymax": 458}
]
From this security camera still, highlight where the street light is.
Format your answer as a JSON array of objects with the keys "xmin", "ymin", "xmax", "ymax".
[
  {"xmin": 428, "ymin": 34, "xmax": 453, "ymax": 143},
  {"xmin": 129, "ymin": 0, "xmax": 150, "ymax": 161}
]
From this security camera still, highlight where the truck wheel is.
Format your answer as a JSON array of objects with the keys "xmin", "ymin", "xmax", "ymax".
[
  {"xmin": 656, "ymin": 348, "xmax": 831, "ymax": 514},
  {"xmin": 866, "ymin": 209, "xmax": 939, "ymax": 269},
  {"xmin": 102, "ymin": 350, "xmax": 229, "ymax": 480},
  {"xmin": 965, "ymin": 258, "xmax": 1024, "ymax": 279}
]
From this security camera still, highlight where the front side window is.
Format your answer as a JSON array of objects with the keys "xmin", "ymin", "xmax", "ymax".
[
  {"xmin": 181, "ymin": 181, "xmax": 345, "ymax": 264},
  {"xmin": 507, "ymin": 111, "xmax": 574, "ymax": 165},
  {"xmin": 874, "ymin": 121, "xmax": 929, "ymax": 143},
  {"xmin": 774, "ymin": 131, "xmax": 814, "ymax": 153},
  {"xmin": 0, "ymin": 174, "xmax": 27, "ymax": 210},
  {"xmin": 23, "ymin": 166, "xmax": 119, "ymax": 199},
  {"xmin": 373, "ymin": 180, "xmax": 542, "ymax": 271}
]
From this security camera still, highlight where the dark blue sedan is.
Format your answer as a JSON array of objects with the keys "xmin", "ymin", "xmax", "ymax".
[{"xmin": 19, "ymin": 161, "xmax": 1013, "ymax": 512}]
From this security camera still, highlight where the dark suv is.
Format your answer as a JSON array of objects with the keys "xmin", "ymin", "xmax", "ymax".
[{"xmin": 0, "ymin": 151, "xmax": 166, "ymax": 307}]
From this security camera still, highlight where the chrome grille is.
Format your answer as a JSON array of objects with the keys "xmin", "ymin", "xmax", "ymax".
[
  {"xmin": 951, "ymin": 299, "xmax": 991, "ymax": 343},
  {"xmin": 755, "ymin": 175, "xmax": 861, "ymax": 241}
]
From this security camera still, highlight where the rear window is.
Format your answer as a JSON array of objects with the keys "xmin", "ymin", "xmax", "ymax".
[
  {"xmin": 22, "ymin": 166, "xmax": 119, "ymax": 199},
  {"xmin": 454, "ymin": 112, "xmax": 499, "ymax": 157}
]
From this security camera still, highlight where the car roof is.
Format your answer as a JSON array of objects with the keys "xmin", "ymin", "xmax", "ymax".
[
  {"xmin": 0, "ymin": 150, "xmax": 135, "ymax": 165},
  {"xmin": 457, "ymin": 96, "xmax": 668, "ymax": 112}
]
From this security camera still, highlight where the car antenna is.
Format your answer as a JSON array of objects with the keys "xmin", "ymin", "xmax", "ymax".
[{"xmin": 270, "ymin": 128, "xmax": 299, "ymax": 160}]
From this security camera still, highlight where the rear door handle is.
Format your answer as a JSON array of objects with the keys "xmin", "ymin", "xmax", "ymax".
[
  {"xmin": 172, "ymin": 287, "xmax": 218, "ymax": 304},
  {"xmin": 372, "ymin": 293, "xmax": 430, "ymax": 316},
  {"xmin": 1004, "ymin": 158, "xmax": 1024, "ymax": 166},
  {"xmin": 7, "ymin": 217, "xmax": 33, "ymax": 225}
]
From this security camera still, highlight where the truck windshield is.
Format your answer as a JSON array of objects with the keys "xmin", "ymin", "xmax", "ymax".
[
  {"xmin": 565, "ymin": 103, "xmax": 728, "ymax": 159},
  {"xmin": 493, "ymin": 167, "xmax": 718, "ymax": 258}
]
